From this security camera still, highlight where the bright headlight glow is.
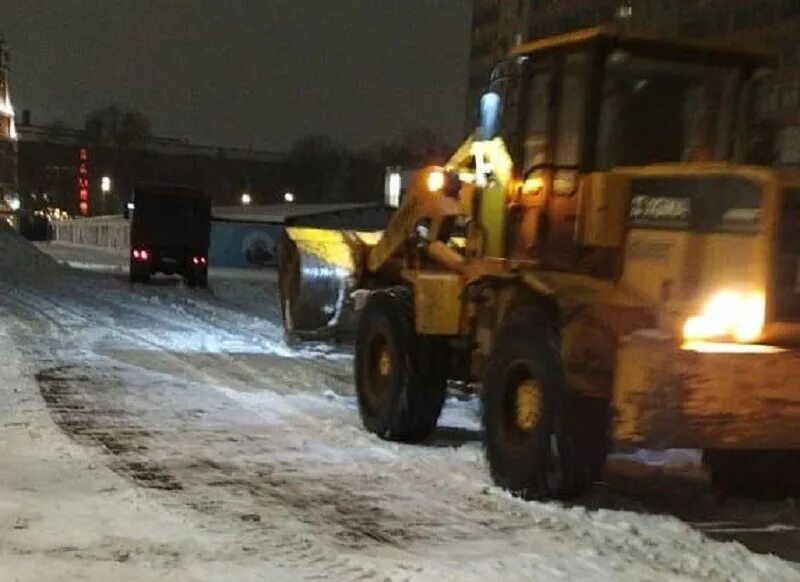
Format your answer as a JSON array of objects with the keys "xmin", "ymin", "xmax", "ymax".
[
  {"xmin": 683, "ymin": 290, "xmax": 765, "ymax": 343},
  {"xmin": 458, "ymin": 172, "xmax": 476, "ymax": 184},
  {"xmin": 426, "ymin": 170, "xmax": 446, "ymax": 192}
]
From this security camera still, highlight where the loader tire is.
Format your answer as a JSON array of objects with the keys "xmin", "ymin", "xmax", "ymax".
[
  {"xmin": 704, "ymin": 450, "xmax": 800, "ymax": 498},
  {"xmin": 355, "ymin": 287, "xmax": 447, "ymax": 443},
  {"xmin": 482, "ymin": 308, "xmax": 591, "ymax": 501}
]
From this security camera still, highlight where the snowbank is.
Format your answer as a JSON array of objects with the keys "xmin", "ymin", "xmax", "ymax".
[{"xmin": 0, "ymin": 223, "xmax": 62, "ymax": 280}]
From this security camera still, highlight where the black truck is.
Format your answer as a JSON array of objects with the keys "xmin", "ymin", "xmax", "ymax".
[{"xmin": 128, "ymin": 183, "xmax": 211, "ymax": 287}]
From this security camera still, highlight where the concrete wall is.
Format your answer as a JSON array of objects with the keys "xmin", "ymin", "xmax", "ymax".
[
  {"xmin": 52, "ymin": 216, "xmax": 130, "ymax": 255},
  {"xmin": 51, "ymin": 216, "xmax": 282, "ymax": 268},
  {"xmin": 52, "ymin": 205, "xmax": 392, "ymax": 267},
  {"xmin": 210, "ymin": 221, "xmax": 282, "ymax": 268}
]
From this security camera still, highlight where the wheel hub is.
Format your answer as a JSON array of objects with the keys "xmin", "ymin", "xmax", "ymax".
[
  {"xmin": 515, "ymin": 380, "xmax": 542, "ymax": 431},
  {"xmin": 378, "ymin": 348, "xmax": 392, "ymax": 377}
]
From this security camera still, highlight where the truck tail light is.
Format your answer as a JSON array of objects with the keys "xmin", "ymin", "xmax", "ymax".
[
  {"xmin": 132, "ymin": 249, "xmax": 150, "ymax": 261},
  {"xmin": 192, "ymin": 256, "xmax": 207, "ymax": 266}
]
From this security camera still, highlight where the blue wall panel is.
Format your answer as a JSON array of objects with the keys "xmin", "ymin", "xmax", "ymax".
[{"xmin": 209, "ymin": 221, "xmax": 282, "ymax": 269}]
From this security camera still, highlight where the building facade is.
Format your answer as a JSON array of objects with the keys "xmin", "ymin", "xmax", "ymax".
[
  {"xmin": 15, "ymin": 118, "xmax": 386, "ymax": 216},
  {"xmin": 467, "ymin": 0, "xmax": 800, "ymax": 142},
  {"xmin": 0, "ymin": 38, "xmax": 17, "ymax": 206},
  {"xmin": 15, "ymin": 119, "xmax": 296, "ymax": 216}
]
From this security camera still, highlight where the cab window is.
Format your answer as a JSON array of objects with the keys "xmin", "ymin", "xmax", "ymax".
[
  {"xmin": 597, "ymin": 52, "xmax": 740, "ymax": 168},
  {"xmin": 554, "ymin": 52, "xmax": 587, "ymax": 168},
  {"xmin": 520, "ymin": 51, "xmax": 589, "ymax": 176}
]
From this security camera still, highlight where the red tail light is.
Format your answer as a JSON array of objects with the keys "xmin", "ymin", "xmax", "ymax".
[
  {"xmin": 132, "ymin": 249, "xmax": 150, "ymax": 261},
  {"xmin": 192, "ymin": 256, "xmax": 207, "ymax": 266}
]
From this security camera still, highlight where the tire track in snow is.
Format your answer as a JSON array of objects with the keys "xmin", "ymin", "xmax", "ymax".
[
  {"xmin": 1, "ymin": 285, "xmax": 420, "ymax": 581},
  {"xmin": 32, "ymin": 362, "xmax": 424, "ymax": 581},
  {"xmin": 5, "ymin": 280, "xmax": 349, "ymax": 393}
]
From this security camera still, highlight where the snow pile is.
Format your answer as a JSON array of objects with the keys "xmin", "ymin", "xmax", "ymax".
[{"xmin": 0, "ymin": 224, "xmax": 62, "ymax": 280}]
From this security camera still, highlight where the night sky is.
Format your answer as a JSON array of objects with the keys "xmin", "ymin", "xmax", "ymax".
[{"xmin": 0, "ymin": 0, "xmax": 472, "ymax": 151}]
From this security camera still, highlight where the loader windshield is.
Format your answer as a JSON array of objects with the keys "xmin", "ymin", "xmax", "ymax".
[{"xmin": 597, "ymin": 53, "xmax": 741, "ymax": 167}]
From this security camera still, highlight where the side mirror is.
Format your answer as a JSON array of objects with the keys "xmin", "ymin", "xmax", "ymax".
[{"xmin": 479, "ymin": 92, "xmax": 502, "ymax": 141}]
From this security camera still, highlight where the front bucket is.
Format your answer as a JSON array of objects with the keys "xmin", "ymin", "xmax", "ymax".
[{"xmin": 278, "ymin": 227, "xmax": 370, "ymax": 339}]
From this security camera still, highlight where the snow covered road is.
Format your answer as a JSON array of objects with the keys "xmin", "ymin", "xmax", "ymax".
[{"xmin": 1, "ymin": 237, "xmax": 799, "ymax": 580}]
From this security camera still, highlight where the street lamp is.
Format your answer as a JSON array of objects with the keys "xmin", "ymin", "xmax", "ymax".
[
  {"xmin": 241, "ymin": 193, "xmax": 252, "ymax": 205},
  {"xmin": 284, "ymin": 191, "xmax": 295, "ymax": 203},
  {"xmin": 100, "ymin": 176, "xmax": 112, "ymax": 215}
]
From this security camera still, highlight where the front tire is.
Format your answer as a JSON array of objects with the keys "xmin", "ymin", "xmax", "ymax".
[
  {"xmin": 354, "ymin": 287, "xmax": 447, "ymax": 443},
  {"xmin": 482, "ymin": 308, "xmax": 590, "ymax": 500}
]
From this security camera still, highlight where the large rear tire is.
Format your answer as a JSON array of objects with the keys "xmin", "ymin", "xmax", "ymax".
[
  {"xmin": 704, "ymin": 449, "xmax": 800, "ymax": 498},
  {"xmin": 354, "ymin": 287, "xmax": 447, "ymax": 443},
  {"xmin": 482, "ymin": 308, "xmax": 592, "ymax": 500}
]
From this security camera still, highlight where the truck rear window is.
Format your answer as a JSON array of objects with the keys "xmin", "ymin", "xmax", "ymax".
[{"xmin": 135, "ymin": 195, "xmax": 205, "ymax": 228}]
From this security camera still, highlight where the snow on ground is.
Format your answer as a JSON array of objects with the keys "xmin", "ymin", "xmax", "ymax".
[
  {"xmin": 0, "ymin": 318, "xmax": 293, "ymax": 581},
  {"xmin": 0, "ymin": 233, "xmax": 797, "ymax": 580},
  {"xmin": 35, "ymin": 241, "xmax": 282, "ymax": 322}
]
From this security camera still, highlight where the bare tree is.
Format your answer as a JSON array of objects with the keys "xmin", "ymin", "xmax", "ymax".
[
  {"xmin": 85, "ymin": 105, "xmax": 151, "ymax": 149},
  {"xmin": 288, "ymin": 134, "xmax": 350, "ymax": 202},
  {"xmin": 374, "ymin": 127, "xmax": 452, "ymax": 167}
]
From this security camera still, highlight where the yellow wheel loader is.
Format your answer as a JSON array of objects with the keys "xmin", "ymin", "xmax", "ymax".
[{"xmin": 279, "ymin": 27, "xmax": 800, "ymax": 500}]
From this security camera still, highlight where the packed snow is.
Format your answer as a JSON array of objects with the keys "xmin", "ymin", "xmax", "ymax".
[{"xmin": 0, "ymin": 234, "xmax": 797, "ymax": 580}]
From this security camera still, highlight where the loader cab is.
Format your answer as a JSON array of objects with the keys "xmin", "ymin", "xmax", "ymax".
[
  {"xmin": 485, "ymin": 28, "xmax": 774, "ymax": 268},
  {"xmin": 497, "ymin": 29, "xmax": 773, "ymax": 175}
]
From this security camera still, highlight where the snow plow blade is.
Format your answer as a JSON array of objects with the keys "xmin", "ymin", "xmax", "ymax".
[
  {"xmin": 278, "ymin": 227, "xmax": 378, "ymax": 339},
  {"xmin": 613, "ymin": 333, "xmax": 800, "ymax": 449}
]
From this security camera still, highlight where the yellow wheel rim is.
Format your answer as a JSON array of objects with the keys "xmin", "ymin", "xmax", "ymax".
[
  {"xmin": 378, "ymin": 348, "xmax": 392, "ymax": 377},
  {"xmin": 515, "ymin": 380, "xmax": 542, "ymax": 431}
]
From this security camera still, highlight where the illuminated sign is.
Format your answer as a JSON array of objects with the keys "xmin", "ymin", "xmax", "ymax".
[{"xmin": 77, "ymin": 147, "xmax": 90, "ymax": 216}]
